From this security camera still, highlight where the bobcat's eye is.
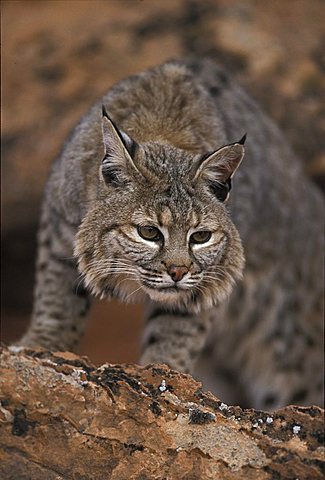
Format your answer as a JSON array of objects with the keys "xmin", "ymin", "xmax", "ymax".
[
  {"xmin": 190, "ymin": 230, "xmax": 212, "ymax": 244},
  {"xmin": 137, "ymin": 225, "xmax": 162, "ymax": 241}
]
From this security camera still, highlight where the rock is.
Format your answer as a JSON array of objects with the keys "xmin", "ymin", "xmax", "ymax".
[{"xmin": 0, "ymin": 347, "xmax": 323, "ymax": 479}]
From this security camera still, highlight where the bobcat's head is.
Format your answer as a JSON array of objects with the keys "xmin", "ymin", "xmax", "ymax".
[{"xmin": 74, "ymin": 108, "xmax": 245, "ymax": 312}]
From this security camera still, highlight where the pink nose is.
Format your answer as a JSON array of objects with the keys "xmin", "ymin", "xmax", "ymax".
[{"xmin": 168, "ymin": 265, "xmax": 189, "ymax": 282}]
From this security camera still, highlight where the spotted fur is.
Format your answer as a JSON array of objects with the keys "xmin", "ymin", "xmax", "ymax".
[{"xmin": 18, "ymin": 58, "xmax": 324, "ymax": 410}]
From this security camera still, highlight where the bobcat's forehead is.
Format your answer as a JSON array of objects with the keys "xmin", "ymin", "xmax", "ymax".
[
  {"xmin": 157, "ymin": 205, "xmax": 199, "ymax": 228},
  {"xmin": 158, "ymin": 206, "xmax": 172, "ymax": 226},
  {"xmin": 132, "ymin": 202, "xmax": 201, "ymax": 231}
]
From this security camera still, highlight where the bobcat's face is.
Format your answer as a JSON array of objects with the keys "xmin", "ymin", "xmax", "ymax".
[
  {"xmin": 76, "ymin": 188, "xmax": 244, "ymax": 312},
  {"xmin": 74, "ymin": 112, "xmax": 245, "ymax": 312}
]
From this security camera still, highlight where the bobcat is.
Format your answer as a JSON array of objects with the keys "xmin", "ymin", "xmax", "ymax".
[{"xmin": 18, "ymin": 58, "xmax": 324, "ymax": 410}]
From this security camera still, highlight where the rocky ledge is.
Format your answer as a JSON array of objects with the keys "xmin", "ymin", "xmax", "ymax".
[{"xmin": 0, "ymin": 346, "xmax": 324, "ymax": 479}]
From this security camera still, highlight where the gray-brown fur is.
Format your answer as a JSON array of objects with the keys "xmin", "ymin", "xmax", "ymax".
[{"xmin": 18, "ymin": 58, "xmax": 324, "ymax": 410}]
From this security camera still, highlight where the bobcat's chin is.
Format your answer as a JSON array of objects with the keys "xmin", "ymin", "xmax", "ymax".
[{"xmin": 141, "ymin": 277, "xmax": 236, "ymax": 313}]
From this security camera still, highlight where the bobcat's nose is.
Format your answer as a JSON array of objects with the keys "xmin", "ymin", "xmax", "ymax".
[{"xmin": 168, "ymin": 264, "xmax": 189, "ymax": 282}]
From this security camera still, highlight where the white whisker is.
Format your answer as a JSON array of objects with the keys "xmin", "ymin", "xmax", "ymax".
[{"xmin": 125, "ymin": 285, "xmax": 143, "ymax": 301}]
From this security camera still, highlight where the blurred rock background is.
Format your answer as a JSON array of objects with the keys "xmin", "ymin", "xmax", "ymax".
[{"xmin": 2, "ymin": 0, "xmax": 324, "ymax": 365}]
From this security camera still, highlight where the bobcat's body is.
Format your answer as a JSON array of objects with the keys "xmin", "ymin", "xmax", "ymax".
[{"xmin": 19, "ymin": 58, "xmax": 324, "ymax": 410}]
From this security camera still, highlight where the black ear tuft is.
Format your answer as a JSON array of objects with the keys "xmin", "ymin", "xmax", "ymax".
[
  {"xmin": 102, "ymin": 104, "xmax": 112, "ymax": 121},
  {"xmin": 238, "ymin": 133, "xmax": 247, "ymax": 145},
  {"xmin": 102, "ymin": 104, "xmax": 109, "ymax": 118}
]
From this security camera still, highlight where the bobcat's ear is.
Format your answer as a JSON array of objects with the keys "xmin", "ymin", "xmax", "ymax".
[
  {"xmin": 101, "ymin": 106, "xmax": 139, "ymax": 186},
  {"xmin": 193, "ymin": 136, "xmax": 246, "ymax": 202}
]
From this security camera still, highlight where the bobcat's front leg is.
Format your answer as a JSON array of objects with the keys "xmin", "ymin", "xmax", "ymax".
[
  {"xmin": 140, "ymin": 302, "xmax": 211, "ymax": 373},
  {"xmin": 17, "ymin": 203, "xmax": 91, "ymax": 351}
]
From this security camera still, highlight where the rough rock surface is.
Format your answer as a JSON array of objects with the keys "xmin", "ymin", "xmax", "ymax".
[{"xmin": 0, "ymin": 347, "xmax": 324, "ymax": 479}]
